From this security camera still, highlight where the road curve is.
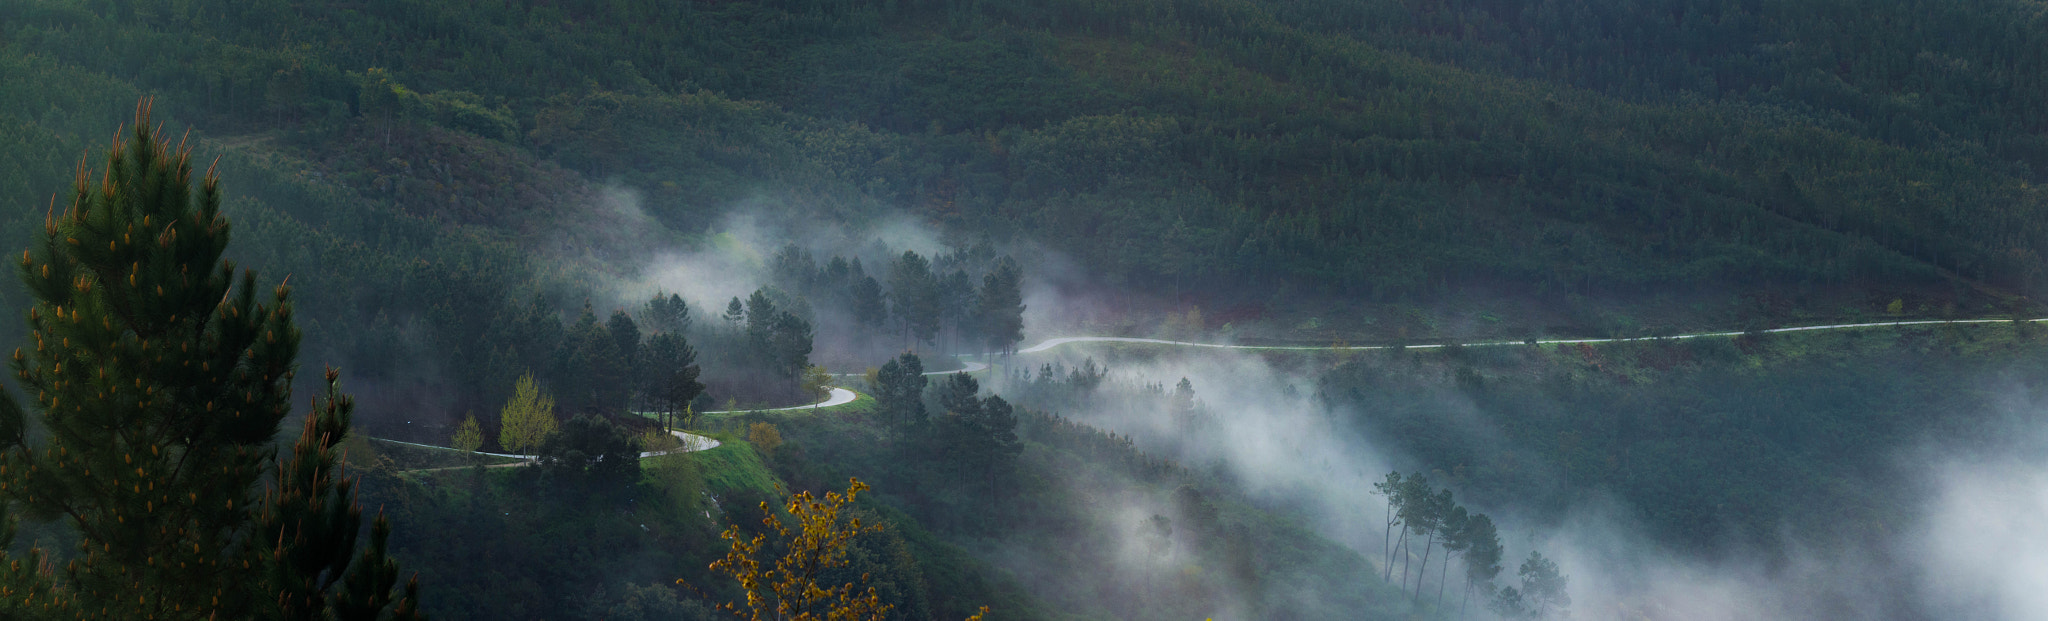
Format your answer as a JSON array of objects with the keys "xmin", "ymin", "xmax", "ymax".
[
  {"xmin": 372, "ymin": 387, "xmax": 860, "ymax": 464},
  {"xmin": 698, "ymin": 387, "xmax": 857, "ymax": 414},
  {"xmin": 372, "ymin": 427, "xmax": 723, "ymax": 467}
]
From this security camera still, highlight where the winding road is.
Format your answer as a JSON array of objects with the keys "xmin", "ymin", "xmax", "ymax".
[
  {"xmin": 367, "ymin": 387, "xmax": 860, "ymax": 466},
  {"xmin": 372, "ymin": 427, "xmax": 722, "ymax": 467},
  {"xmin": 371, "ymin": 316, "xmax": 2027, "ymax": 463},
  {"xmin": 696, "ymin": 386, "xmax": 858, "ymax": 414}
]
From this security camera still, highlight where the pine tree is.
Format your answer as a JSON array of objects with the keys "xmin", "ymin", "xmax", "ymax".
[
  {"xmin": 722, "ymin": 297, "xmax": 746, "ymax": 327},
  {"xmin": 889, "ymin": 251, "xmax": 939, "ymax": 349},
  {"xmin": 975, "ymin": 257, "xmax": 1025, "ymax": 355},
  {"xmin": 931, "ymin": 373, "xmax": 1020, "ymax": 501},
  {"xmin": 643, "ymin": 291, "xmax": 691, "ymax": 334},
  {"xmin": 261, "ymin": 369, "xmax": 426, "ymax": 620},
  {"xmin": 1461, "ymin": 514, "xmax": 1503, "ymax": 621},
  {"xmin": 770, "ymin": 244, "xmax": 817, "ymax": 295},
  {"xmin": 643, "ymin": 332, "xmax": 704, "ymax": 430},
  {"xmin": 559, "ymin": 303, "xmax": 624, "ymax": 413},
  {"xmin": 938, "ymin": 269, "xmax": 975, "ymax": 354},
  {"xmin": 1372, "ymin": 471, "xmax": 1407, "ymax": 583},
  {"xmin": 606, "ymin": 309, "xmax": 641, "ymax": 370},
  {"xmin": 873, "ymin": 353, "xmax": 927, "ymax": 430},
  {"xmin": 0, "ymin": 101, "xmax": 421, "ymax": 620},
  {"xmin": 851, "ymin": 275, "xmax": 888, "ymax": 334},
  {"xmin": 1169, "ymin": 377, "xmax": 1199, "ymax": 436}
]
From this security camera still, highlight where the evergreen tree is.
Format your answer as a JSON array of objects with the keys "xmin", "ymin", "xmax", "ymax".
[
  {"xmin": 932, "ymin": 373, "xmax": 985, "ymax": 488},
  {"xmin": 770, "ymin": 244, "xmax": 818, "ymax": 296},
  {"xmin": 932, "ymin": 373, "xmax": 1021, "ymax": 500},
  {"xmin": 561, "ymin": 304, "xmax": 629, "ymax": 413},
  {"xmin": 607, "ymin": 309, "xmax": 641, "ymax": 371},
  {"xmin": 1372, "ymin": 472, "xmax": 1407, "ymax": 583},
  {"xmin": 936, "ymin": 372, "xmax": 983, "ymax": 421},
  {"xmin": 744, "ymin": 289, "xmax": 779, "ymax": 346},
  {"xmin": 743, "ymin": 288, "xmax": 814, "ymax": 380},
  {"xmin": 851, "ymin": 275, "xmax": 888, "ymax": 333},
  {"xmin": 874, "ymin": 353, "xmax": 927, "ymax": 430},
  {"xmin": 1436, "ymin": 505, "xmax": 1471, "ymax": 608},
  {"xmin": 821, "ymin": 256, "xmax": 852, "ymax": 306},
  {"xmin": 1411, "ymin": 487, "xmax": 1453, "ymax": 600},
  {"xmin": 1461, "ymin": 514, "xmax": 1503, "ymax": 620},
  {"xmin": 964, "ymin": 394, "xmax": 1021, "ymax": 501},
  {"xmin": 0, "ymin": 104, "xmax": 420, "ymax": 620},
  {"xmin": 262, "ymin": 370, "xmax": 426, "ymax": 621},
  {"xmin": 1516, "ymin": 552, "xmax": 1570, "ymax": 620},
  {"xmin": 1394, "ymin": 473, "xmax": 1432, "ymax": 587},
  {"xmin": 722, "ymin": 297, "xmax": 745, "ymax": 328},
  {"xmin": 889, "ymin": 251, "xmax": 939, "ymax": 349},
  {"xmin": 642, "ymin": 291, "xmax": 691, "ymax": 335},
  {"xmin": 975, "ymin": 257, "xmax": 1025, "ymax": 355},
  {"xmin": 1169, "ymin": 377, "xmax": 1199, "ymax": 436},
  {"xmin": 1489, "ymin": 551, "xmax": 1568, "ymax": 620},
  {"xmin": 938, "ymin": 269, "xmax": 976, "ymax": 353},
  {"xmin": 768, "ymin": 310, "xmax": 815, "ymax": 381},
  {"xmin": 643, "ymin": 332, "xmax": 704, "ymax": 430}
]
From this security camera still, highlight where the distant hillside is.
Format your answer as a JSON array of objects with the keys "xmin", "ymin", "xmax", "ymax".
[{"xmin": 4, "ymin": 0, "xmax": 2046, "ymax": 325}]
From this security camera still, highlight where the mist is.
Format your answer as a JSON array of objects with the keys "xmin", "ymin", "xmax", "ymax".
[
  {"xmin": 985, "ymin": 323, "xmax": 2048, "ymax": 620},
  {"xmin": 324, "ymin": 170, "xmax": 2048, "ymax": 621}
]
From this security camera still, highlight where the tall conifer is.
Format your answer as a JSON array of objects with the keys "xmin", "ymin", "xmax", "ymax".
[{"xmin": 0, "ymin": 100, "xmax": 422, "ymax": 619}]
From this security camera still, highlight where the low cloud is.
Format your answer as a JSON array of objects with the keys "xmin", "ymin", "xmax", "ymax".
[
  {"xmin": 1914, "ymin": 455, "xmax": 2048, "ymax": 620},
  {"xmin": 1008, "ymin": 340, "xmax": 2048, "ymax": 620}
]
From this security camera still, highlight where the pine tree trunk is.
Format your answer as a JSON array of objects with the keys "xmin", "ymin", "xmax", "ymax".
[
  {"xmin": 1399, "ymin": 529, "xmax": 1412, "ymax": 589},
  {"xmin": 1438, "ymin": 552, "xmax": 1452, "ymax": 608},
  {"xmin": 1383, "ymin": 505, "xmax": 1398, "ymax": 582},
  {"xmin": 1390, "ymin": 527, "xmax": 1404, "ymax": 584},
  {"xmin": 1460, "ymin": 575, "xmax": 1473, "ymax": 621},
  {"xmin": 1413, "ymin": 532, "xmax": 1436, "ymax": 600}
]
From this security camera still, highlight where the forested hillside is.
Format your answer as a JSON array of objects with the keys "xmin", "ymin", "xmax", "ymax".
[{"xmin": 6, "ymin": 0, "xmax": 2047, "ymax": 323}]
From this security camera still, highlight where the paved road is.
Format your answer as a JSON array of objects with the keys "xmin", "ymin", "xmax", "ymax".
[
  {"xmin": 1005, "ymin": 318, "xmax": 2041, "ymax": 355},
  {"xmin": 372, "ymin": 427, "xmax": 723, "ymax": 470},
  {"xmin": 831, "ymin": 359, "xmax": 987, "ymax": 378},
  {"xmin": 374, "ymin": 317, "xmax": 2025, "ymax": 463},
  {"xmin": 698, "ymin": 387, "xmax": 857, "ymax": 414}
]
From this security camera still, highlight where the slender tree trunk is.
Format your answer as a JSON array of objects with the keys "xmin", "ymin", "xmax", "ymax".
[
  {"xmin": 1460, "ymin": 575, "xmax": 1473, "ymax": 621},
  {"xmin": 1438, "ymin": 552, "xmax": 1452, "ymax": 608},
  {"xmin": 1413, "ymin": 532, "xmax": 1436, "ymax": 600},
  {"xmin": 1399, "ymin": 529, "xmax": 1412, "ymax": 589},
  {"xmin": 1390, "ymin": 526, "xmax": 1404, "ymax": 584},
  {"xmin": 1383, "ymin": 505, "xmax": 1397, "ymax": 582}
]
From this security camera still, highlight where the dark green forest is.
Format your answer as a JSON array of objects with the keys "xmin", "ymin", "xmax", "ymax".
[{"xmin": 8, "ymin": 0, "xmax": 2048, "ymax": 320}]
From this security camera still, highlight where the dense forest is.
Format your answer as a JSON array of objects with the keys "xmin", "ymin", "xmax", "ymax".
[{"xmin": 8, "ymin": 0, "xmax": 2048, "ymax": 323}]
